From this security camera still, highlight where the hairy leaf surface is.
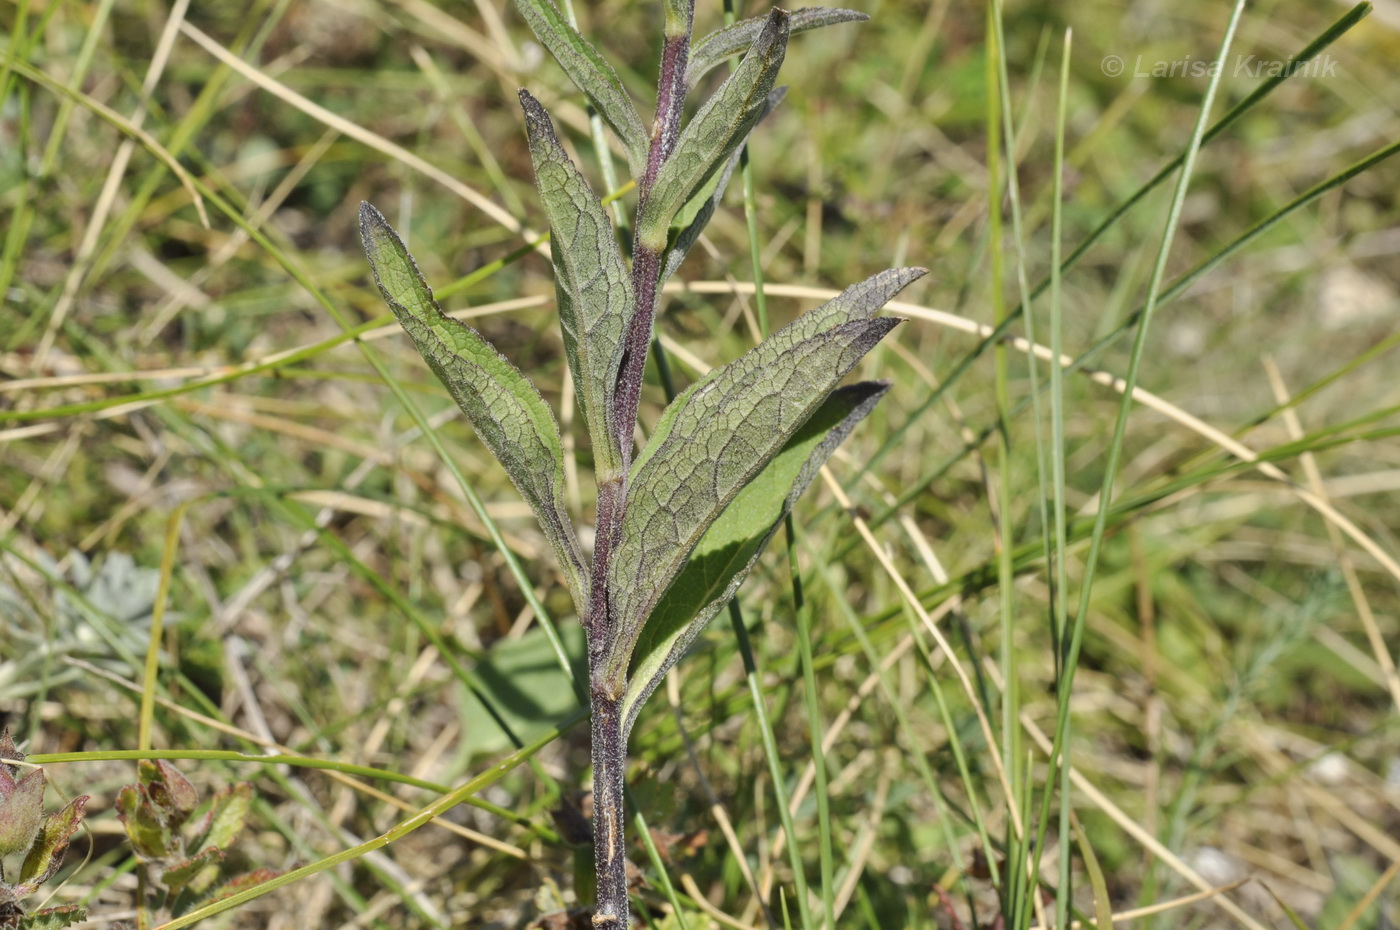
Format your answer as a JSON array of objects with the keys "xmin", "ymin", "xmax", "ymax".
[
  {"xmin": 662, "ymin": 87, "xmax": 788, "ymax": 282},
  {"xmin": 360, "ymin": 203, "xmax": 588, "ymax": 609},
  {"xmin": 636, "ymin": 9, "xmax": 790, "ymax": 249},
  {"xmin": 602, "ymin": 315, "xmax": 900, "ymax": 686},
  {"xmin": 686, "ymin": 7, "xmax": 868, "ymax": 88},
  {"xmin": 512, "ymin": 0, "xmax": 648, "ymax": 174},
  {"xmin": 631, "ymin": 266, "xmax": 924, "ymax": 480},
  {"xmin": 17, "ymin": 905, "xmax": 89, "ymax": 930},
  {"xmin": 520, "ymin": 91, "xmax": 632, "ymax": 480},
  {"xmin": 620, "ymin": 382, "xmax": 889, "ymax": 731}
]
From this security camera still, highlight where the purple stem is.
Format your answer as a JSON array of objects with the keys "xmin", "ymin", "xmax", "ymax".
[{"xmin": 587, "ymin": 4, "xmax": 696, "ymax": 926}]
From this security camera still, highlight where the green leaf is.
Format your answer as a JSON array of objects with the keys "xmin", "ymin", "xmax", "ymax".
[
  {"xmin": 662, "ymin": 86, "xmax": 788, "ymax": 283},
  {"xmin": 17, "ymin": 796, "xmax": 87, "ymax": 892},
  {"xmin": 512, "ymin": 0, "xmax": 647, "ymax": 174},
  {"xmin": 620, "ymin": 382, "xmax": 889, "ymax": 731},
  {"xmin": 686, "ymin": 7, "xmax": 868, "ymax": 89},
  {"xmin": 457, "ymin": 622, "xmax": 587, "ymax": 759},
  {"xmin": 636, "ymin": 9, "xmax": 791, "ymax": 250},
  {"xmin": 162, "ymin": 846, "xmax": 225, "ymax": 899},
  {"xmin": 630, "ymin": 267, "xmax": 924, "ymax": 481},
  {"xmin": 603, "ymin": 327, "xmax": 906, "ymax": 690},
  {"xmin": 519, "ymin": 91, "xmax": 633, "ymax": 481},
  {"xmin": 603, "ymin": 269, "xmax": 922, "ymax": 690},
  {"xmin": 360, "ymin": 202, "xmax": 589, "ymax": 612},
  {"xmin": 1070, "ymin": 814, "xmax": 1115, "ymax": 930},
  {"xmin": 190, "ymin": 783, "xmax": 251, "ymax": 855},
  {"xmin": 117, "ymin": 784, "xmax": 171, "ymax": 860}
]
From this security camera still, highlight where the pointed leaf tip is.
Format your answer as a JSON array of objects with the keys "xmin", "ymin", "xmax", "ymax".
[
  {"xmin": 18, "ymin": 795, "xmax": 88, "ymax": 891},
  {"xmin": 518, "ymin": 90, "xmax": 633, "ymax": 482},
  {"xmin": 686, "ymin": 7, "xmax": 869, "ymax": 88},
  {"xmin": 638, "ymin": 8, "xmax": 791, "ymax": 249},
  {"xmin": 359, "ymin": 200, "xmax": 590, "ymax": 614},
  {"xmin": 620, "ymin": 380, "xmax": 891, "ymax": 731},
  {"xmin": 604, "ymin": 314, "xmax": 899, "ymax": 689}
]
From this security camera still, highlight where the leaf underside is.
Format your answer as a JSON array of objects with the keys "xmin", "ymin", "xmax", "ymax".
[
  {"xmin": 663, "ymin": 86, "xmax": 789, "ymax": 283},
  {"xmin": 520, "ymin": 90, "xmax": 633, "ymax": 480},
  {"xmin": 686, "ymin": 7, "xmax": 869, "ymax": 89},
  {"xmin": 511, "ymin": 0, "xmax": 648, "ymax": 174},
  {"xmin": 602, "ymin": 268, "xmax": 926, "ymax": 686},
  {"xmin": 359, "ymin": 202, "xmax": 589, "ymax": 611},
  {"xmin": 621, "ymin": 381, "xmax": 891, "ymax": 731},
  {"xmin": 638, "ymin": 9, "xmax": 791, "ymax": 249}
]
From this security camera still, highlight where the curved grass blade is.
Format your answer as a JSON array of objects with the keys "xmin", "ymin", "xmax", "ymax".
[
  {"xmin": 519, "ymin": 91, "xmax": 632, "ymax": 481},
  {"xmin": 636, "ymin": 9, "xmax": 790, "ymax": 250},
  {"xmin": 359, "ymin": 202, "xmax": 589, "ymax": 611},
  {"xmin": 601, "ymin": 315, "xmax": 901, "ymax": 689},
  {"xmin": 686, "ymin": 7, "xmax": 868, "ymax": 89},
  {"xmin": 620, "ymin": 381, "xmax": 890, "ymax": 732},
  {"xmin": 512, "ymin": 0, "xmax": 648, "ymax": 175}
]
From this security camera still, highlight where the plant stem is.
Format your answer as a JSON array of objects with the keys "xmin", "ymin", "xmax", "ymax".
[
  {"xmin": 590, "ymin": 693, "xmax": 630, "ymax": 929},
  {"xmin": 588, "ymin": 4, "xmax": 696, "ymax": 924},
  {"xmin": 614, "ymin": 244, "xmax": 662, "ymax": 464}
]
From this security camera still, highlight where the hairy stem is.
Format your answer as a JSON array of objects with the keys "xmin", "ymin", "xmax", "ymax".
[
  {"xmin": 589, "ymin": 5, "xmax": 696, "ymax": 925},
  {"xmin": 589, "ymin": 693, "xmax": 630, "ymax": 929},
  {"xmin": 613, "ymin": 244, "xmax": 662, "ymax": 463},
  {"xmin": 643, "ymin": 0, "xmax": 695, "ymax": 191}
]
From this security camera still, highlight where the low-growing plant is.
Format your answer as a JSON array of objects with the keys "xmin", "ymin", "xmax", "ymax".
[
  {"xmin": 116, "ymin": 759, "xmax": 277, "ymax": 923},
  {"xmin": 0, "ymin": 731, "xmax": 88, "ymax": 930},
  {"xmin": 358, "ymin": 0, "xmax": 921, "ymax": 923}
]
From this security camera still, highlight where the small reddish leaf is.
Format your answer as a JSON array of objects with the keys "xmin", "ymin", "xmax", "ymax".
[
  {"xmin": 139, "ymin": 760, "xmax": 198, "ymax": 827},
  {"xmin": 205, "ymin": 868, "xmax": 282, "ymax": 903},
  {"xmin": 0, "ymin": 729, "xmax": 26, "ymax": 798},
  {"xmin": 0, "ymin": 730, "xmax": 22, "ymax": 767},
  {"xmin": 0, "ymin": 769, "xmax": 46, "ymax": 858}
]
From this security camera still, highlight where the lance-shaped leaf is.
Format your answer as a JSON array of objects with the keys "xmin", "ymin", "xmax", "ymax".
[
  {"xmin": 604, "ymin": 268, "xmax": 924, "ymax": 688},
  {"xmin": 360, "ymin": 203, "xmax": 589, "ymax": 610},
  {"xmin": 162, "ymin": 846, "xmax": 226, "ymax": 899},
  {"xmin": 520, "ymin": 91, "xmax": 632, "ymax": 481},
  {"xmin": 636, "ymin": 9, "xmax": 790, "ymax": 251},
  {"xmin": 602, "ymin": 317, "xmax": 901, "ymax": 688},
  {"xmin": 620, "ymin": 381, "xmax": 889, "ymax": 732},
  {"xmin": 190, "ymin": 782, "xmax": 251, "ymax": 855},
  {"xmin": 513, "ymin": 0, "xmax": 647, "ymax": 175},
  {"xmin": 17, "ymin": 796, "xmax": 88, "ymax": 893},
  {"xmin": 686, "ymin": 7, "xmax": 868, "ymax": 89},
  {"xmin": 662, "ymin": 86, "xmax": 788, "ymax": 283}
]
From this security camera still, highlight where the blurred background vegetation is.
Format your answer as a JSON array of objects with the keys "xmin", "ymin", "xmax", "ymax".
[{"xmin": 2, "ymin": 0, "xmax": 1399, "ymax": 927}]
